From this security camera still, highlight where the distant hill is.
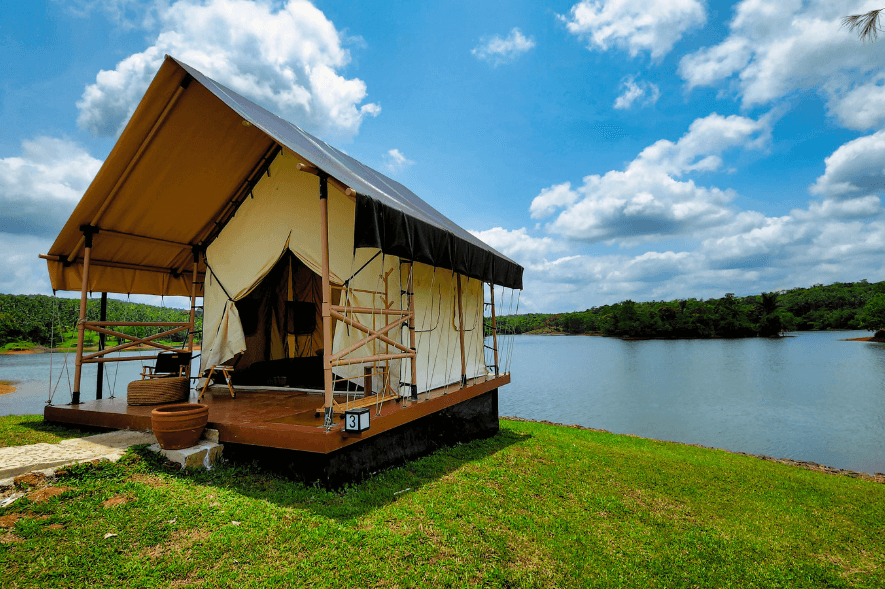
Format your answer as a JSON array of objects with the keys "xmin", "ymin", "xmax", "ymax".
[
  {"xmin": 495, "ymin": 280, "xmax": 885, "ymax": 339},
  {"xmin": 0, "ymin": 294, "xmax": 200, "ymax": 349}
]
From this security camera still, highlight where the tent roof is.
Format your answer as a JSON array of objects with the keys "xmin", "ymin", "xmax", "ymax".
[{"xmin": 45, "ymin": 56, "xmax": 523, "ymax": 295}]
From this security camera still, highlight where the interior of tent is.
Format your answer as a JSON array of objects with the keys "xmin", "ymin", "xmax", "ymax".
[{"xmin": 199, "ymin": 149, "xmax": 489, "ymax": 397}]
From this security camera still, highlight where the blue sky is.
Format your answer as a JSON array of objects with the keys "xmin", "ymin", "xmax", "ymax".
[{"xmin": 2, "ymin": 0, "xmax": 885, "ymax": 312}]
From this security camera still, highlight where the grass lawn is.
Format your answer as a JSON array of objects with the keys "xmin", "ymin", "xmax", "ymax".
[
  {"xmin": 1, "ymin": 418, "xmax": 883, "ymax": 588},
  {"xmin": 0, "ymin": 415, "xmax": 94, "ymax": 447}
]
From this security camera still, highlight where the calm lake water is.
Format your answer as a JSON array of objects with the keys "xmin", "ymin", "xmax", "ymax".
[
  {"xmin": 499, "ymin": 331, "xmax": 885, "ymax": 475},
  {"xmin": 2, "ymin": 331, "xmax": 883, "ymax": 474}
]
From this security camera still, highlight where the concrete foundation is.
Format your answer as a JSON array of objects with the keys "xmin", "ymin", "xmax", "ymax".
[
  {"xmin": 147, "ymin": 429, "xmax": 223, "ymax": 470},
  {"xmin": 224, "ymin": 388, "xmax": 500, "ymax": 488}
]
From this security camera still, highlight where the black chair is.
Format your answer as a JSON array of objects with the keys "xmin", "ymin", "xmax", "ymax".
[{"xmin": 141, "ymin": 351, "xmax": 192, "ymax": 380}]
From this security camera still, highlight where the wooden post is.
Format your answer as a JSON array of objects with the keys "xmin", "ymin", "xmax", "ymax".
[
  {"xmin": 72, "ymin": 225, "xmax": 98, "ymax": 405},
  {"xmin": 319, "ymin": 174, "xmax": 334, "ymax": 427},
  {"xmin": 187, "ymin": 248, "xmax": 200, "ymax": 380},
  {"xmin": 96, "ymin": 292, "xmax": 107, "ymax": 399},
  {"xmin": 407, "ymin": 263, "xmax": 418, "ymax": 400},
  {"xmin": 456, "ymin": 274, "xmax": 467, "ymax": 387},
  {"xmin": 490, "ymin": 283, "xmax": 499, "ymax": 376},
  {"xmin": 363, "ymin": 366, "xmax": 373, "ymax": 398}
]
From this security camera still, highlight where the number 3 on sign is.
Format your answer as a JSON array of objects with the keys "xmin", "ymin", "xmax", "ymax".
[{"xmin": 347, "ymin": 414, "xmax": 357, "ymax": 429}]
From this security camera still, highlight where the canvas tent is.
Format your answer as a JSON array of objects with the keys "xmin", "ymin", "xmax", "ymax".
[{"xmin": 43, "ymin": 56, "xmax": 523, "ymax": 418}]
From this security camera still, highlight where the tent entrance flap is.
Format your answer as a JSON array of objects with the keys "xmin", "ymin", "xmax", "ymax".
[{"xmin": 226, "ymin": 250, "xmax": 337, "ymax": 389}]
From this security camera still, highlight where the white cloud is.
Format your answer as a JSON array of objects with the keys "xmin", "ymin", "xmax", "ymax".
[
  {"xmin": 77, "ymin": 0, "xmax": 380, "ymax": 140},
  {"xmin": 828, "ymin": 78, "xmax": 885, "ymax": 131},
  {"xmin": 471, "ymin": 28, "xmax": 536, "ymax": 66},
  {"xmin": 679, "ymin": 0, "xmax": 885, "ymax": 119},
  {"xmin": 533, "ymin": 112, "xmax": 772, "ymax": 244},
  {"xmin": 0, "ymin": 137, "xmax": 101, "ymax": 237},
  {"xmin": 469, "ymin": 227, "xmax": 565, "ymax": 265},
  {"xmin": 559, "ymin": 0, "xmax": 707, "ymax": 60},
  {"xmin": 383, "ymin": 148, "xmax": 414, "ymax": 173},
  {"xmin": 613, "ymin": 75, "xmax": 660, "ymax": 110},
  {"xmin": 811, "ymin": 129, "xmax": 885, "ymax": 199}
]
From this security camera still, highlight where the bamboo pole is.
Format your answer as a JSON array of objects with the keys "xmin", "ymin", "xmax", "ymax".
[
  {"xmin": 328, "ymin": 311, "xmax": 411, "ymax": 356},
  {"xmin": 83, "ymin": 321, "xmax": 189, "ymax": 327},
  {"xmin": 82, "ymin": 325, "xmax": 187, "ymax": 359},
  {"xmin": 96, "ymin": 292, "xmax": 107, "ymax": 399},
  {"xmin": 71, "ymin": 227, "xmax": 96, "ymax": 404},
  {"xmin": 407, "ymin": 263, "xmax": 418, "ymax": 400},
  {"xmin": 456, "ymin": 274, "xmax": 467, "ymax": 387},
  {"xmin": 83, "ymin": 354, "xmax": 160, "ymax": 364},
  {"xmin": 331, "ymin": 352, "xmax": 414, "ymax": 367},
  {"xmin": 329, "ymin": 305, "xmax": 409, "ymax": 316},
  {"xmin": 319, "ymin": 174, "xmax": 334, "ymax": 428},
  {"xmin": 490, "ymin": 283, "xmax": 499, "ymax": 376}
]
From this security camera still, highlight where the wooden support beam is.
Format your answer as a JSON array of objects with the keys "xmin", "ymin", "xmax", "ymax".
[
  {"xmin": 82, "ymin": 325, "xmax": 187, "ymax": 359},
  {"xmin": 490, "ymin": 283, "xmax": 499, "ymax": 376},
  {"xmin": 331, "ymin": 352, "xmax": 415, "ymax": 367},
  {"xmin": 72, "ymin": 227, "xmax": 96, "ymax": 404},
  {"xmin": 329, "ymin": 305, "xmax": 409, "ymax": 316},
  {"xmin": 99, "ymin": 229, "xmax": 191, "ymax": 249},
  {"xmin": 407, "ymin": 263, "xmax": 418, "ymax": 400},
  {"xmin": 296, "ymin": 162, "xmax": 357, "ymax": 199},
  {"xmin": 96, "ymin": 292, "xmax": 107, "ymax": 399},
  {"xmin": 82, "ymin": 354, "xmax": 160, "ymax": 364},
  {"xmin": 456, "ymin": 274, "xmax": 467, "ymax": 386},
  {"xmin": 329, "ymin": 311, "xmax": 411, "ymax": 358},
  {"xmin": 83, "ymin": 321, "xmax": 189, "ymax": 327},
  {"xmin": 320, "ymin": 174, "xmax": 334, "ymax": 427},
  {"xmin": 187, "ymin": 248, "xmax": 200, "ymax": 379}
]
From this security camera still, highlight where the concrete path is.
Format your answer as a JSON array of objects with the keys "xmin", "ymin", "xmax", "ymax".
[{"xmin": 0, "ymin": 430, "xmax": 157, "ymax": 483}]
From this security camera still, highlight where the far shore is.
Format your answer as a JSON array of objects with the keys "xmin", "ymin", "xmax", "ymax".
[{"xmin": 1, "ymin": 344, "xmax": 201, "ymax": 356}]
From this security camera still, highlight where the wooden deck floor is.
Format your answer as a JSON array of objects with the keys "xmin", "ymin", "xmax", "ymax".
[{"xmin": 44, "ymin": 374, "xmax": 509, "ymax": 453}]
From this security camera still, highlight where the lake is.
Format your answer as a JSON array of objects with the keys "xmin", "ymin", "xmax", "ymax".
[
  {"xmin": 499, "ymin": 331, "xmax": 885, "ymax": 475},
  {"xmin": 2, "ymin": 331, "xmax": 883, "ymax": 474}
]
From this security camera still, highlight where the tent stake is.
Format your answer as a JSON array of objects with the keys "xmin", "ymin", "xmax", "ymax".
[{"xmin": 319, "ymin": 174, "xmax": 334, "ymax": 428}]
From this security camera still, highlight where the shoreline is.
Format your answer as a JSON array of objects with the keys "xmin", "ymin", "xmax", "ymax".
[
  {"xmin": 500, "ymin": 415, "xmax": 885, "ymax": 484},
  {"xmin": 1, "ymin": 345, "xmax": 202, "ymax": 356},
  {"xmin": 0, "ymin": 381, "xmax": 17, "ymax": 396}
]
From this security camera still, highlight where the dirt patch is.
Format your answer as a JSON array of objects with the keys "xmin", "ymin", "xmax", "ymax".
[
  {"xmin": 132, "ymin": 473, "xmax": 169, "ymax": 488},
  {"xmin": 14, "ymin": 472, "xmax": 46, "ymax": 488},
  {"xmin": 27, "ymin": 486, "xmax": 71, "ymax": 503},
  {"xmin": 0, "ymin": 514, "xmax": 21, "ymax": 528},
  {"xmin": 142, "ymin": 527, "xmax": 211, "ymax": 559},
  {"xmin": 45, "ymin": 523, "xmax": 65, "ymax": 531},
  {"xmin": 0, "ymin": 532, "xmax": 23, "ymax": 544},
  {"xmin": 102, "ymin": 495, "xmax": 131, "ymax": 508},
  {"xmin": 0, "ymin": 380, "xmax": 17, "ymax": 395},
  {"xmin": 0, "ymin": 349, "xmax": 40, "ymax": 355}
]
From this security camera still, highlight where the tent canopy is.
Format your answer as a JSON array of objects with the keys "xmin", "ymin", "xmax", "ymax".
[{"xmin": 45, "ymin": 56, "xmax": 523, "ymax": 296}]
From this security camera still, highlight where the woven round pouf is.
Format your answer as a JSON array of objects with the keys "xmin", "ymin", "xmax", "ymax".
[
  {"xmin": 151, "ymin": 403, "xmax": 209, "ymax": 450},
  {"xmin": 127, "ymin": 377, "xmax": 189, "ymax": 406}
]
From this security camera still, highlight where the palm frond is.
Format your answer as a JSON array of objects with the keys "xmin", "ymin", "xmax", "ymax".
[{"xmin": 842, "ymin": 9, "xmax": 884, "ymax": 42}]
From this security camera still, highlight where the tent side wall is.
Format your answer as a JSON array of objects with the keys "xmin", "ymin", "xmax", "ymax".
[{"xmin": 201, "ymin": 149, "xmax": 487, "ymax": 392}]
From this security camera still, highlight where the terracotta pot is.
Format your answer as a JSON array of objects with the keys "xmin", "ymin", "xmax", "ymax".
[{"xmin": 151, "ymin": 403, "xmax": 209, "ymax": 450}]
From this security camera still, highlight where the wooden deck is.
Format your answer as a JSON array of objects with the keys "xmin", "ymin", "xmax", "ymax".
[{"xmin": 44, "ymin": 374, "xmax": 509, "ymax": 454}]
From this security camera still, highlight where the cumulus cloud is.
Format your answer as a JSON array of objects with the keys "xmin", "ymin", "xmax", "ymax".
[
  {"xmin": 383, "ymin": 148, "xmax": 414, "ymax": 173},
  {"xmin": 559, "ymin": 0, "xmax": 707, "ymax": 60},
  {"xmin": 0, "ymin": 137, "xmax": 101, "ymax": 237},
  {"xmin": 679, "ymin": 0, "xmax": 884, "ymax": 119},
  {"xmin": 77, "ymin": 0, "xmax": 380, "ymax": 140},
  {"xmin": 532, "ymin": 112, "xmax": 772, "ymax": 244},
  {"xmin": 471, "ymin": 28, "xmax": 536, "ymax": 66},
  {"xmin": 811, "ymin": 129, "xmax": 885, "ymax": 199},
  {"xmin": 469, "ymin": 227, "xmax": 565, "ymax": 265},
  {"xmin": 613, "ymin": 75, "xmax": 660, "ymax": 110}
]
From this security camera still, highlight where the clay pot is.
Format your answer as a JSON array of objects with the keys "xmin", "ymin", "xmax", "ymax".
[{"xmin": 151, "ymin": 403, "xmax": 209, "ymax": 450}]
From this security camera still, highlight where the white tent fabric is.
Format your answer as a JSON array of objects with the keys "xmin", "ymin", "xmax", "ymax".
[{"xmin": 200, "ymin": 150, "xmax": 487, "ymax": 392}]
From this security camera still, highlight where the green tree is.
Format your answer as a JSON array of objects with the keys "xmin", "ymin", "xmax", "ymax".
[{"xmin": 858, "ymin": 293, "xmax": 885, "ymax": 331}]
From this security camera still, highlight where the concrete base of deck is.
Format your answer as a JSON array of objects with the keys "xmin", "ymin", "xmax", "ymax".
[{"xmin": 44, "ymin": 374, "xmax": 508, "ymax": 486}]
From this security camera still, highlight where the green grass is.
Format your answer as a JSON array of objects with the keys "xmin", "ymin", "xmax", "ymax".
[
  {"xmin": 0, "ymin": 415, "xmax": 93, "ymax": 447},
  {"xmin": 1, "ymin": 419, "xmax": 883, "ymax": 588}
]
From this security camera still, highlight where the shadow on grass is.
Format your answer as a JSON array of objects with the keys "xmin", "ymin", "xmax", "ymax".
[{"xmin": 130, "ymin": 426, "xmax": 532, "ymax": 522}]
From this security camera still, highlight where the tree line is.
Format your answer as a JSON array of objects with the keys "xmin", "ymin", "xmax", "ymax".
[
  {"xmin": 495, "ymin": 280, "xmax": 885, "ymax": 338},
  {"xmin": 0, "ymin": 294, "xmax": 202, "ymax": 348}
]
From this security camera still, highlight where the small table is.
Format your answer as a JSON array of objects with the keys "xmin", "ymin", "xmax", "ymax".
[{"xmin": 199, "ymin": 365, "xmax": 236, "ymax": 402}]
